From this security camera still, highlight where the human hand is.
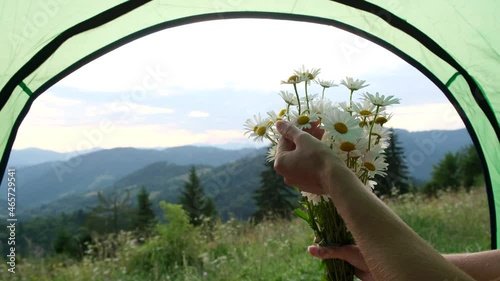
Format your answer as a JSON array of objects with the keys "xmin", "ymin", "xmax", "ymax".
[
  {"xmin": 273, "ymin": 120, "xmax": 342, "ymax": 195},
  {"xmin": 308, "ymin": 245, "xmax": 374, "ymax": 281}
]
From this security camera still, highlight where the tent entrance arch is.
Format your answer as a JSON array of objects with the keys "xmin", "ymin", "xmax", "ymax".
[{"xmin": 0, "ymin": 1, "xmax": 498, "ymax": 248}]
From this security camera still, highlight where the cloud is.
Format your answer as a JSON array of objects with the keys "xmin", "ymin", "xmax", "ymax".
[
  {"xmin": 55, "ymin": 19, "xmax": 404, "ymax": 93},
  {"xmin": 188, "ymin": 110, "xmax": 210, "ymax": 118},
  {"xmin": 389, "ymin": 103, "xmax": 465, "ymax": 132},
  {"xmin": 13, "ymin": 124, "xmax": 248, "ymax": 152}
]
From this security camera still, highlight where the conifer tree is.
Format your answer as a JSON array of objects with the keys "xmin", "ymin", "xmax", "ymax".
[
  {"xmin": 132, "ymin": 186, "xmax": 156, "ymax": 234},
  {"xmin": 179, "ymin": 166, "xmax": 217, "ymax": 226},
  {"xmin": 431, "ymin": 152, "xmax": 461, "ymax": 192},
  {"xmin": 374, "ymin": 129, "xmax": 411, "ymax": 197},
  {"xmin": 253, "ymin": 159, "xmax": 300, "ymax": 223}
]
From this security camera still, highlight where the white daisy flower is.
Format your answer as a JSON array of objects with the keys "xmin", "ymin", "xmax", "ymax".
[
  {"xmin": 352, "ymin": 100, "xmax": 376, "ymax": 117},
  {"xmin": 315, "ymin": 79, "xmax": 338, "ymax": 88},
  {"xmin": 322, "ymin": 109, "xmax": 363, "ymax": 142},
  {"xmin": 330, "ymin": 136, "xmax": 368, "ymax": 161},
  {"xmin": 363, "ymin": 92, "xmax": 400, "ymax": 107},
  {"xmin": 243, "ymin": 113, "xmax": 271, "ymax": 142},
  {"xmin": 294, "ymin": 65, "xmax": 321, "ymax": 84},
  {"xmin": 310, "ymin": 99, "xmax": 334, "ymax": 116},
  {"xmin": 267, "ymin": 110, "xmax": 285, "ymax": 124},
  {"xmin": 301, "ymin": 93, "xmax": 319, "ymax": 102},
  {"xmin": 280, "ymin": 74, "xmax": 302, "ymax": 84},
  {"xmin": 290, "ymin": 111, "xmax": 319, "ymax": 130},
  {"xmin": 340, "ymin": 77, "xmax": 369, "ymax": 91},
  {"xmin": 337, "ymin": 101, "xmax": 352, "ymax": 113},
  {"xmin": 374, "ymin": 112, "xmax": 393, "ymax": 125},
  {"xmin": 366, "ymin": 180, "xmax": 378, "ymax": 190},
  {"xmin": 361, "ymin": 148, "xmax": 388, "ymax": 177},
  {"xmin": 301, "ymin": 191, "xmax": 330, "ymax": 205},
  {"xmin": 267, "ymin": 145, "xmax": 277, "ymax": 162},
  {"xmin": 278, "ymin": 90, "xmax": 298, "ymax": 105},
  {"xmin": 367, "ymin": 124, "xmax": 392, "ymax": 148}
]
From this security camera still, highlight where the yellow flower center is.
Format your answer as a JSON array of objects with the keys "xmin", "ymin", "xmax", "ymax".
[
  {"xmin": 278, "ymin": 109, "xmax": 287, "ymax": 117},
  {"xmin": 307, "ymin": 73, "xmax": 315, "ymax": 80},
  {"xmin": 340, "ymin": 142, "xmax": 355, "ymax": 152},
  {"xmin": 267, "ymin": 120, "xmax": 274, "ymax": 126},
  {"xmin": 288, "ymin": 75, "xmax": 300, "ymax": 83},
  {"xmin": 253, "ymin": 126, "xmax": 258, "ymax": 132},
  {"xmin": 256, "ymin": 126, "xmax": 267, "ymax": 136},
  {"xmin": 334, "ymin": 122, "xmax": 348, "ymax": 134},
  {"xmin": 364, "ymin": 162, "xmax": 376, "ymax": 171},
  {"xmin": 359, "ymin": 110, "xmax": 372, "ymax": 116},
  {"xmin": 297, "ymin": 115, "xmax": 310, "ymax": 125},
  {"xmin": 375, "ymin": 116, "xmax": 388, "ymax": 125}
]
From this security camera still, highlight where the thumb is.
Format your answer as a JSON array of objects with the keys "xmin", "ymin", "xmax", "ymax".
[
  {"xmin": 308, "ymin": 245, "xmax": 367, "ymax": 271},
  {"xmin": 308, "ymin": 245, "xmax": 355, "ymax": 261},
  {"xmin": 276, "ymin": 121, "xmax": 303, "ymax": 142}
]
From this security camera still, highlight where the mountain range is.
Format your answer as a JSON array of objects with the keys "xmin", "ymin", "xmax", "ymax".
[{"xmin": 1, "ymin": 128, "xmax": 472, "ymax": 219}]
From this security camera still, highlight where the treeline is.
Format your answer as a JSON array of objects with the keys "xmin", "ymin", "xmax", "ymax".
[{"xmin": 422, "ymin": 145, "xmax": 483, "ymax": 197}]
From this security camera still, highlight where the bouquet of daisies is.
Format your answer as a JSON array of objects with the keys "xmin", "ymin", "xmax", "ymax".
[{"xmin": 243, "ymin": 66, "xmax": 400, "ymax": 281}]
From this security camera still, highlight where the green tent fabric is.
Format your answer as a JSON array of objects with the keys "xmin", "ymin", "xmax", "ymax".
[{"xmin": 0, "ymin": 0, "xmax": 498, "ymax": 247}]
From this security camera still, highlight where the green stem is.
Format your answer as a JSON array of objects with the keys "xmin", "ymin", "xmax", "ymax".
[
  {"xmin": 304, "ymin": 81, "xmax": 310, "ymax": 113},
  {"xmin": 286, "ymin": 104, "xmax": 290, "ymax": 121},
  {"xmin": 349, "ymin": 89, "xmax": 354, "ymax": 116},
  {"xmin": 321, "ymin": 87, "xmax": 326, "ymax": 101},
  {"xmin": 265, "ymin": 134, "xmax": 277, "ymax": 145},
  {"xmin": 367, "ymin": 105, "xmax": 381, "ymax": 150},
  {"xmin": 293, "ymin": 83, "xmax": 301, "ymax": 115}
]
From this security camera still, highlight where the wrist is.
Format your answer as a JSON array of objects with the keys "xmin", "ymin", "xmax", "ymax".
[{"xmin": 319, "ymin": 155, "xmax": 353, "ymax": 196}]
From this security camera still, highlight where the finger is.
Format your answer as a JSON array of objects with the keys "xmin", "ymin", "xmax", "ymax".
[
  {"xmin": 276, "ymin": 121, "xmax": 303, "ymax": 142},
  {"xmin": 308, "ymin": 245, "xmax": 368, "ymax": 272}
]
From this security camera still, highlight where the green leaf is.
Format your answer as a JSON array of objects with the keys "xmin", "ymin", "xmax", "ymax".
[{"xmin": 293, "ymin": 208, "xmax": 310, "ymax": 223}]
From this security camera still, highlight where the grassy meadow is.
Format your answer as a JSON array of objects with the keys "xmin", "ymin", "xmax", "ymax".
[{"xmin": 1, "ymin": 188, "xmax": 490, "ymax": 281}]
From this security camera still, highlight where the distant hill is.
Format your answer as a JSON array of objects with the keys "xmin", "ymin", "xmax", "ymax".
[
  {"xmin": 6, "ymin": 147, "xmax": 101, "ymax": 168},
  {"xmin": 395, "ymin": 128, "xmax": 472, "ymax": 183},
  {"xmin": 2, "ymin": 129, "xmax": 473, "ymax": 219},
  {"xmin": 23, "ymin": 150, "xmax": 266, "ymax": 220},
  {"xmin": 1, "ymin": 146, "xmax": 259, "ymax": 209}
]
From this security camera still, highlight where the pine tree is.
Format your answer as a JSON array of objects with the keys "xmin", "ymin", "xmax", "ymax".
[
  {"xmin": 431, "ymin": 152, "xmax": 461, "ymax": 192},
  {"xmin": 374, "ymin": 129, "xmax": 411, "ymax": 197},
  {"xmin": 132, "ymin": 186, "xmax": 156, "ymax": 235},
  {"xmin": 179, "ymin": 166, "xmax": 217, "ymax": 226},
  {"xmin": 252, "ymin": 159, "xmax": 300, "ymax": 223}
]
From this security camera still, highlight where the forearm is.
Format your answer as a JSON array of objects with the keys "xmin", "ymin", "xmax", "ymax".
[
  {"xmin": 322, "ymin": 164, "xmax": 474, "ymax": 281},
  {"xmin": 445, "ymin": 250, "xmax": 500, "ymax": 281}
]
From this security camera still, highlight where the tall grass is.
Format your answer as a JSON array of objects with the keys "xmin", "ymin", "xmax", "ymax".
[{"xmin": 0, "ymin": 189, "xmax": 490, "ymax": 280}]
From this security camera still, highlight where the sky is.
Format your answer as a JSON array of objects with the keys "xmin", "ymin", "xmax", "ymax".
[{"xmin": 13, "ymin": 19, "xmax": 465, "ymax": 153}]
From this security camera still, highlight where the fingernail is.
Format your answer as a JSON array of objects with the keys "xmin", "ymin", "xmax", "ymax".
[
  {"xmin": 308, "ymin": 246, "xmax": 320, "ymax": 256},
  {"xmin": 275, "ymin": 120, "xmax": 285, "ymax": 131}
]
